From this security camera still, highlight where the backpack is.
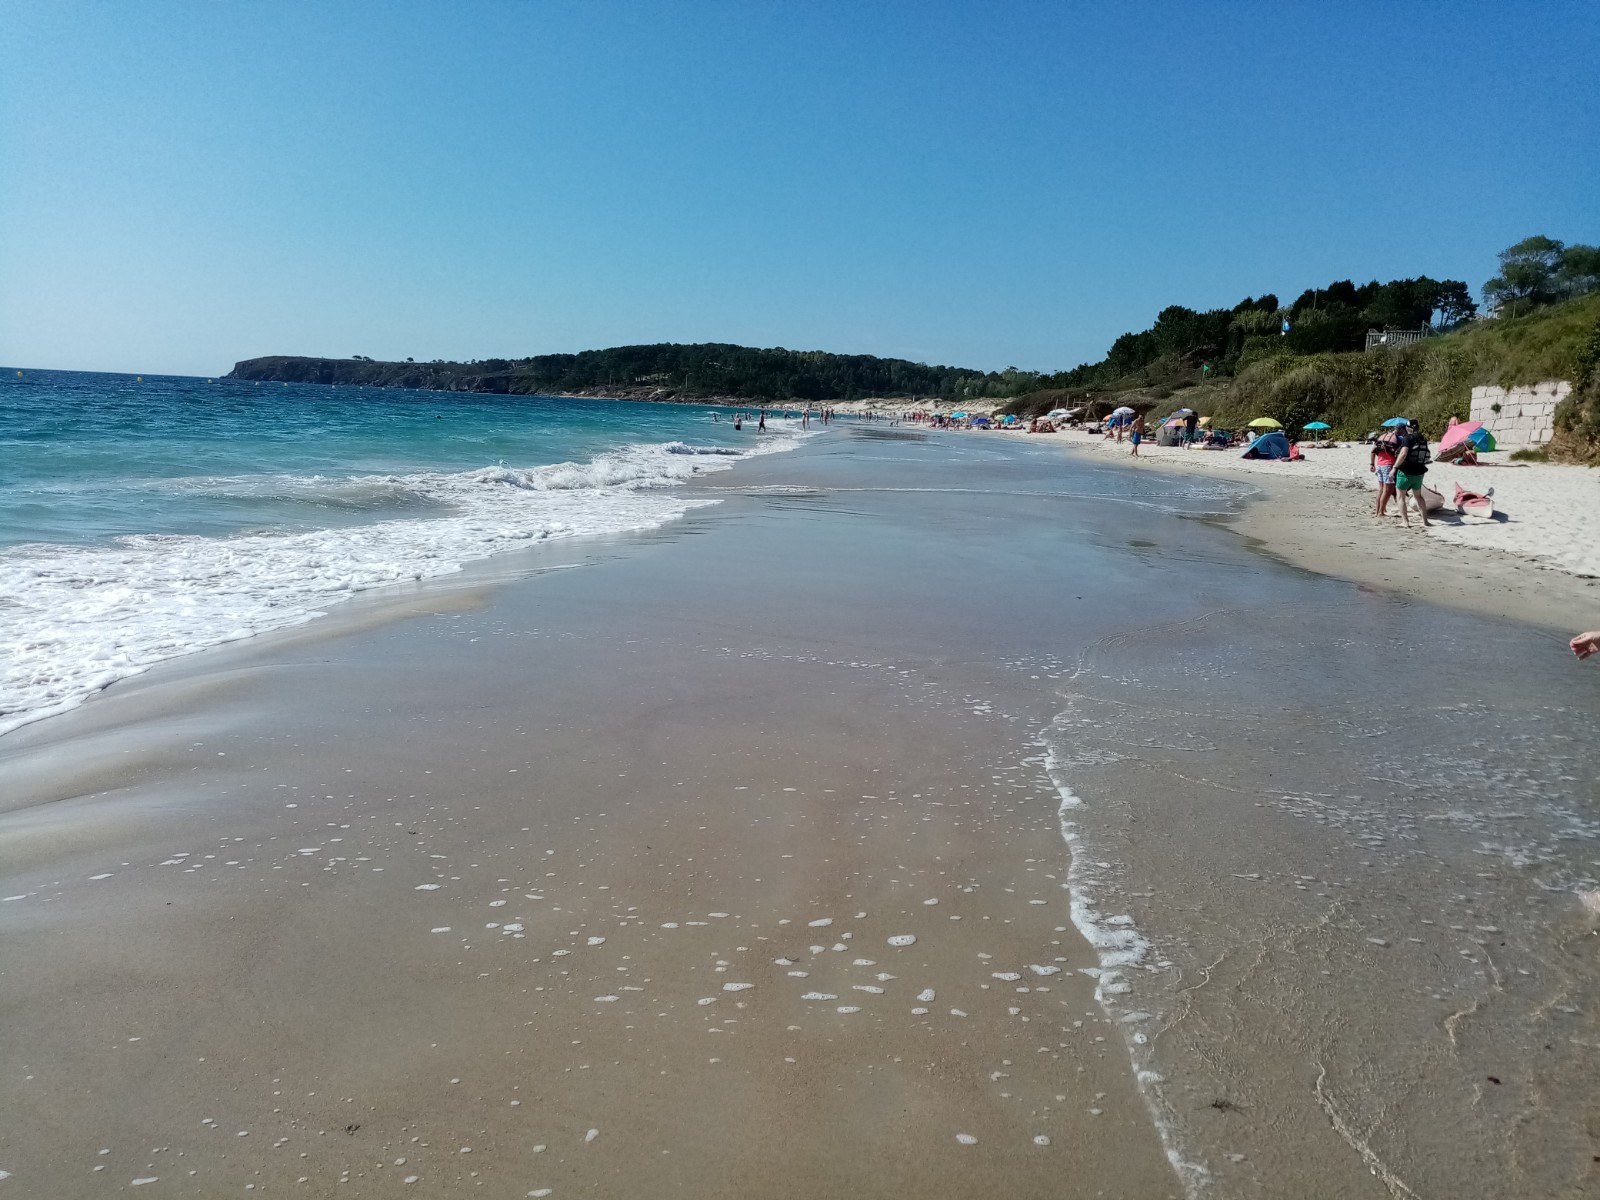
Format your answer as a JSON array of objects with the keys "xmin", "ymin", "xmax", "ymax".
[{"xmin": 1406, "ymin": 434, "xmax": 1431, "ymax": 467}]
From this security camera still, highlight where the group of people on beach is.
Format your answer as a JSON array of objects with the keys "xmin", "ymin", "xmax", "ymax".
[
  {"xmin": 1368, "ymin": 419, "xmax": 1434, "ymax": 527},
  {"xmin": 717, "ymin": 406, "xmax": 838, "ymax": 431}
]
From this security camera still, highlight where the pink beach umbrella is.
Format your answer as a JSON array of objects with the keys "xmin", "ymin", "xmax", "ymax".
[{"xmin": 1440, "ymin": 420, "xmax": 1495, "ymax": 453}]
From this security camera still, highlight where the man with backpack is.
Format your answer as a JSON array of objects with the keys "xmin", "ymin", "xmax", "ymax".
[{"xmin": 1391, "ymin": 418, "xmax": 1433, "ymax": 528}]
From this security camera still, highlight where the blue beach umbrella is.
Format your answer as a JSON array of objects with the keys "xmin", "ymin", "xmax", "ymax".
[
  {"xmin": 1382, "ymin": 417, "xmax": 1410, "ymax": 427},
  {"xmin": 1303, "ymin": 421, "xmax": 1331, "ymax": 430}
]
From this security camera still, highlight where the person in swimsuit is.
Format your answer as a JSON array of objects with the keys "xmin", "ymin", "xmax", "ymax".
[
  {"xmin": 1370, "ymin": 430, "xmax": 1399, "ymax": 517},
  {"xmin": 1129, "ymin": 412, "xmax": 1146, "ymax": 456}
]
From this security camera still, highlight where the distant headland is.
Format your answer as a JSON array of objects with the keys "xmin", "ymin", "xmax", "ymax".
[{"xmin": 225, "ymin": 344, "xmax": 996, "ymax": 405}]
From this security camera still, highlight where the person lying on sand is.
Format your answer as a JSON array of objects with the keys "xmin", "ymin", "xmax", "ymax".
[{"xmin": 1573, "ymin": 631, "xmax": 1600, "ymax": 660}]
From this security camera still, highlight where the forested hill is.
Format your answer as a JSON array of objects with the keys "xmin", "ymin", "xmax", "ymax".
[{"xmin": 226, "ymin": 344, "xmax": 1008, "ymax": 402}]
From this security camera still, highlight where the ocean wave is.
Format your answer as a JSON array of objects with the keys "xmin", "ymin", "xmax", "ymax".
[{"xmin": 0, "ymin": 432, "xmax": 807, "ymax": 737}]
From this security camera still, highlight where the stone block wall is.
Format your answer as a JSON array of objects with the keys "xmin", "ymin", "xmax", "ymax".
[{"xmin": 1468, "ymin": 381, "xmax": 1570, "ymax": 449}]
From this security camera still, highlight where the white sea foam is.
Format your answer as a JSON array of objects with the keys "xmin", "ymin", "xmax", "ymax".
[
  {"xmin": 0, "ymin": 432, "xmax": 806, "ymax": 736},
  {"xmin": 1042, "ymin": 744, "xmax": 1207, "ymax": 1194}
]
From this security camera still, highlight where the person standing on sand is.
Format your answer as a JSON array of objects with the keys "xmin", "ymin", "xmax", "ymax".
[
  {"xmin": 1391, "ymin": 418, "xmax": 1433, "ymax": 527},
  {"xmin": 1184, "ymin": 410, "xmax": 1199, "ymax": 446},
  {"xmin": 1573, "ymin": 631, "xmax": 1600, "ymax": 660},
  {"xmin": 1370, "ymin": 429, "xmax": 1399, "ymax": 517},
  {"xmin": 1129, "ymin": 412, "xmax": 1146, "ymax": 456}
]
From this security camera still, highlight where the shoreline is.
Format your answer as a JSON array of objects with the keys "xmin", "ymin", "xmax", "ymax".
[
  {"xmin": 929, "ymin": 420, "xmax": 1600, "ymax": 633},
  {"xmin": 1051, "ymin": 432, "xmax": 1599, "ymax": 633}
]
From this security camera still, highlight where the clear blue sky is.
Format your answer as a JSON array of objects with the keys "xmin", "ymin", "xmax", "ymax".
[{"xmin": 3, "ymin": 1, "xmax": 1596, "ymax": 377}]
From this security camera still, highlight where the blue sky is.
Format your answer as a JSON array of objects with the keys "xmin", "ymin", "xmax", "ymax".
[{"xmin": 3, "ymin": 1, "xmax": 1596, "ymax": 376}]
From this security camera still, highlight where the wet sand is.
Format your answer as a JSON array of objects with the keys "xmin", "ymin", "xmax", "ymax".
[
  {"xmin": 3, "ymin": 427, "xmax": 1597, "ymax": 1198},
  {"xmin": 1, "ymin": 432, "xmax": 1187, "ymax": 1198}
]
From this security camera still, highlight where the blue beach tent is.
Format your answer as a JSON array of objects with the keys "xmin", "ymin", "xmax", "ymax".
[{"xmin": 1241, "ymin": 430, "xmax": 1292, "ymax": 460}]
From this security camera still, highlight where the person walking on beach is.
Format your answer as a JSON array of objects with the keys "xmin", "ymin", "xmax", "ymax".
[
  {"xmin": 758, "ymin": 409, "xmax": 766, "ymax": 431},
  {"xmin": 1370, "ymin": 429, "xmax": 1399, "ymax": 517},
  {"xmin": 1391, "ymin": 419, "xmax": 1433, "ymax": 527},
  {"xmin": 1129, "ymin": 411, "xmax": 1145, "ymax": 456}
]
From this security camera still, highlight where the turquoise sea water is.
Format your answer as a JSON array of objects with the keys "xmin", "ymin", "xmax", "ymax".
[{"xmin": 0, "ymin": 369, "xmax": 806, "ymax": 733}]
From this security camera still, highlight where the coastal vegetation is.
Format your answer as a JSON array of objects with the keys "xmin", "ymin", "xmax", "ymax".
[{"xmin": 1001, "ymin": 236, "xmax": 1600, "ymax": 462}]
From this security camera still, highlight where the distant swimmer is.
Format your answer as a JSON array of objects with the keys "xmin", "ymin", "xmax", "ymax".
[{"xmin": 734, "ymin": 414, "xmax": 742, "ymax": 430}]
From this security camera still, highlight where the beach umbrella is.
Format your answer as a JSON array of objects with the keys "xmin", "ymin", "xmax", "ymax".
[
  {"xmin": 1440, "ymin": 421, "xmax": 1496, "ymax": 453},
  {"xmin": 1303, "ymin": 421, "xmax": 1331, "ymax": 430},
  {"xmin": 1111, "ymin": 405, "xmax": 1135, "ymax": 417},
  {"xmin": 1045, "ymin": 408, "xmax": 1073, "ymax": 419},
  {"xmin": 951, "ymin": 411, "xmax": 968, "ymax": 419},
  {"xmin": 1197, "ymin": 416, "xmax": 1211, "ymax": 426},
  {"xmin": 1247, "ymin": 417, "xmax": 1282, "ymax": 429},
  {"xmin": 1382, "ymin": 417, "xmax": 1410, "ymax": 427}
]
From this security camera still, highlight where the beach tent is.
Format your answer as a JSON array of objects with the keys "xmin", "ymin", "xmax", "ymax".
[
  {"xmin": 1241, "ymin": 431, "xmax": 1292, "ymax": 459},
  {"xmin": 1303, "ymin": 421, "xmax": 1331, "ymax": 431},
  {"xmin": 1247, "ymin": 416, "xmax": 1283, "ymax": 429},
  {"xmin": 1440, "ymin": 420, "xmax": 1496, "ymax": 453}
]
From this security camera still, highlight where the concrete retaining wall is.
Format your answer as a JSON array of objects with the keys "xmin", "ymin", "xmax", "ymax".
[{"xmin": 1468, "ymin": 381, "xmax": 1570, "ymax": 449}]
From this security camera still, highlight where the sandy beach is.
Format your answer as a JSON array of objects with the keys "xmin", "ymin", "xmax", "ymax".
[{"xmin": 3, "ymin": 426, "xmax": 1597, "ymax": 1198}]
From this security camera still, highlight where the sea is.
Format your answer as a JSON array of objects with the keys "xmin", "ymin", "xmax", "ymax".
[{"xmin": 0, "ymin": 368, "xmax": 807, "ymax": 736}]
